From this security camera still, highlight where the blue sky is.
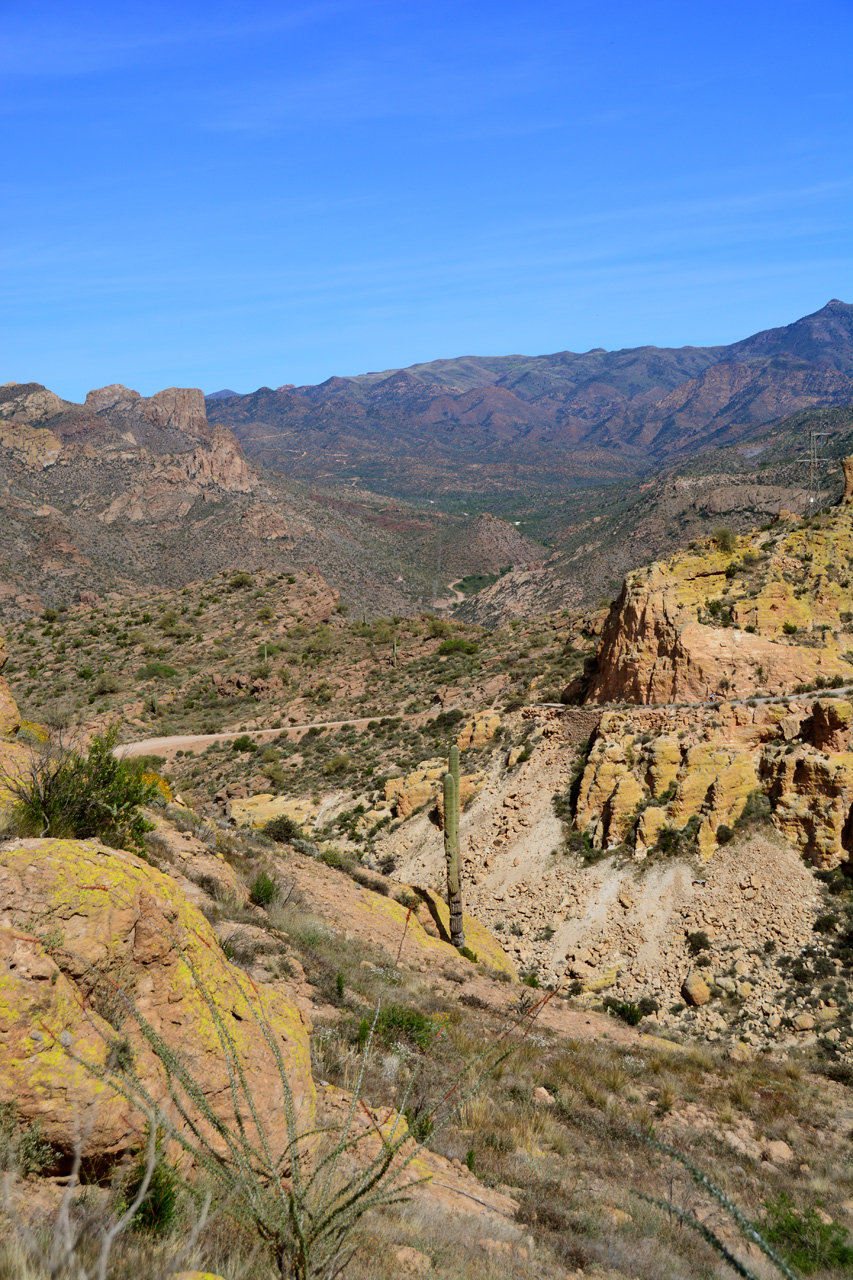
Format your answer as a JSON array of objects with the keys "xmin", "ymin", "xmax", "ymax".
[{"xmin": 1, "ymin": 0, "xmax": 851, "ymax": 399}]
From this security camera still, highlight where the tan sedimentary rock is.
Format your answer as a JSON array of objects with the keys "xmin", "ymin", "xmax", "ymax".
[
  {"xmin": 682, "ymin": 972, "xmax": 711, "ymax": 1006},
  {"xmin": 385, "ymin": 758, "xmax": 487, "ymax": 819},
  {"xmin": 588, "ymin": 513, "xmax": 853, "ymax": 703},
  {"xmin": 812, "ymin": 698, "xmax": 853, "ymax": 753},
  {"xmin": 455, "ymin": 712, "xmax": 501, "ymax": 750}
]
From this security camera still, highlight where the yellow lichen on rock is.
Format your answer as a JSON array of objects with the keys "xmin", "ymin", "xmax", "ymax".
[
  {"xmin": 386, "ymin": 758, "xmax": 487, "ymax": 819},
  {"xmin": 415, "ymin": 887, "xmax": 518, "ymax": 979},
  {"xmin": 765, "ymin": 746, "xmax": 853, "ymax": 869},
  {"xmin": 0, "ymin": 838, "xmax": 314, "ymax": 1160},
  {"xmin": 455, "ymin": 712, "xmax": 500, "ymax": 750},
  {"xmin": 588, "ymin": 508, "xmax": 853, "ymax": 703},
  {"xmin": 386, "ymin": 759, "xmax": 446, "ymax": 818},
  {"xmin": 229, "ymin": 793, "xmax": 315, "ymax": 830},
  {"xmin": 644, "ymin": 735, "xmax": 682, "ymax": 798}
]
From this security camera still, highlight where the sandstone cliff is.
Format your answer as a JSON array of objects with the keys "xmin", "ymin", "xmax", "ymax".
[{"xmin": 588, "ymin": 499, "xmax": 853, "ymax": 703}]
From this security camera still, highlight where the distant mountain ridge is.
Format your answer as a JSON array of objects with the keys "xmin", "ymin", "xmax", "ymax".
[{"xmin": 208, "ymin": 300, "xmax": 853, "ymax": 498}]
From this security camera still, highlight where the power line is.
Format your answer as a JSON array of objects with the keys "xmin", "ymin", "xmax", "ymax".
[{"xmin": 796, "ymin": 428, "xmax": 831, "ymax": 514}]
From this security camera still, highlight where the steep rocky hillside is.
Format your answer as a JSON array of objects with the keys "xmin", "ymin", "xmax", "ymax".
[
  {"xmin": 0, "ymin": 380, "xmax": 543, "ymax": 619},
  {"xmin": 455, "ymin": 404, "xmax": 853, "ymax": 625},
  {"xmin": 0, "ymin": 568, "xmax": 586, "ymax": 758},
  {"xmin": 209, "ymin": 300, "xmax": 853, "ymax": 500}
]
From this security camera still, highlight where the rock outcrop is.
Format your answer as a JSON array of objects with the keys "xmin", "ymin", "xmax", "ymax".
[
  {"xmin": 589, "ymin": 509, "xmax": 853, "ymax": 703},
  {"xmin": 0, "ymin": 838, "xmax": 314, "ymax": 1161},
  {"xmin": 86, "ymin": 384, "xmax": 210, "ymax": 440},
  {"xmin": 0, "ymin": 632, "xmax": 21, "ymax": 739},
  {"xmin": 843, "ymin": 453, "xmax": 853, "ymax": 502}
]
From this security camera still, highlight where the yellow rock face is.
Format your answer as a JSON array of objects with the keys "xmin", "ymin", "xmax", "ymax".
[
  {"xmin": 415, "ymin": 887, "xmax": 517, "ymax": 979},
  {"xmin": 0, "ymin": 839, "xmax": 314, "ymax": 1160},
  {"xmin": 386, "ymin": 759, "xmax": 446, "ymax": 818},
  {"xmin": 645, "ymin": 735, "xmax": 682, "ymax": 798},
  {"xmin": 574, "ymin": 712, "xmax": 757, "ymax": 858},
  {"xmin": 575, "ymin": 725, "xmax": 647, "ymax": 848},
  {"xmin": 589, "ymin": 510, "xmax": 853, "ymax": 703},
  {"xmin": 386, "ymin": 759, "xmax": 487, "ymax": 819},
  {"xmin": 765, "ymin": 746, "xmax": 853, "ymax": 868},
  {"xmin": 230, "ymin": 793, "xmax": 316, "ymax": 830},
  {"xmin": 455, "ymin": 712, "xmax": 501, "ymax": 751}
]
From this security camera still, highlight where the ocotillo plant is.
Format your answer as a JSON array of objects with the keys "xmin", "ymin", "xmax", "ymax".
[{"xmin": 443, "ymin": 744, "xmax": 465, "ymax": 948}]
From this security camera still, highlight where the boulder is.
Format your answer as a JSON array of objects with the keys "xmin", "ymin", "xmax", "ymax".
[
  {"xmin": 682, "ymin": 972, "xmax": 711, "ymax": 1006},
  {"xmin": 812, "ymin": 699, "xmax": 853, "ymax": 753},
  {"xmin": 0, "ymin": 838, "xmax": 314, "ymax": 1161},
  {"xmin": 762, "ymin": 1139, "xmax": 793, "ymax": 1164}
]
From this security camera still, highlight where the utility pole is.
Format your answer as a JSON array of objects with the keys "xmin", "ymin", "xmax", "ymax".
[{"xmin": 797, "ymin": 428, "xmax": 831, "ymax": 514}]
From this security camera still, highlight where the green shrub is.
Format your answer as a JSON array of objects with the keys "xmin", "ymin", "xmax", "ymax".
[
  {"xmin": 360, "ymin": 1004, "xmax": 437, "ymax": 1052},
  {"xmin": 0, "ymin": 1102, "xmax": 54, "ymax": 1175},
  {"xmin": 228, "ymin": 572, "xmax": 253, "ymax": 590},
  {"xmin": 438, "ymin": 638, "xmax": 479, "ymax": 656},
  {"xmin": 138, "ymin": 661, "xmax": 177, "ymax": 679},
  {"xmin": 231, "ymin": 733, "xmax": 258, "ymax": 752},
  {"xmin": 249, "ymin": 870, "xmax": 278, "ymax": 907},
  {"xmin": 687, "ymin": 930, "xmax": 711, "ymax": 955},
  {"xmin": 783, "ymin": 621, "xmax": 798, "ymax": 635},
  {"xmin": 714, "ymin": 527, "xmax": 736, "ymax": 554},
  {"xmin": 323, "ymin": 752, "xmax": 350, "ymax": 775},
  {"xmin": 122, "ymin": 1146, "xmax": 180, "ymax": 1236},
  {"xmin": 603, "ymin": 998, "xmax": 643, "ymax": 1026},
  {"xmin": 263, "ymin": 814, "xmax": 303, "ymax": 843},
  {"xmin": 2, "ymin": 724, "xmax": 157, "ymax": 852},
  {"xmin": 762, "ymin": 1192, "xmax": 853, "ymax": 1274}
]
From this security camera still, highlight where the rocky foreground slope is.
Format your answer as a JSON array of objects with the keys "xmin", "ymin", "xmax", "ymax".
[{"xmin": 5, "ymin": 667, "xmax": 853, "ymax": 1279}]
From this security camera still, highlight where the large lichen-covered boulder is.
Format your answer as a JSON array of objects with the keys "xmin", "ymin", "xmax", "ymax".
[{"xmin": 0, "ymin": 838, "xmax": 314, "ymax": 1161}]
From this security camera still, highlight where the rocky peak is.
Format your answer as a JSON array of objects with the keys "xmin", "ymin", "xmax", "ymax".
[{"xmin": 86, "ymin": 383, "xmax": 210, "ymax": 441}]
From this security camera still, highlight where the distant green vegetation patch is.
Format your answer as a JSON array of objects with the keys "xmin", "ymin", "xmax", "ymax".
[
  {"xmin": 137, "ymin": 662, "xmax": 178, "ymax": 680},
  {"xmin": 457, "ymin": 573, "xmax": 499, "ymax": 597}
]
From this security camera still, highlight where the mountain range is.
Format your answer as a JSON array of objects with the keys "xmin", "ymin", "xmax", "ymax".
[
  {"xmin": 2, "ymin": 300, "xmax": 852, "ymax": 624},
  {"xmin": 208, "ymin": 299, "xmax": 853, "ymax": 499}
]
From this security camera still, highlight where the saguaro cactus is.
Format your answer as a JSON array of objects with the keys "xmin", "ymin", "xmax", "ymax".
[{"xmin": 443, "ymin": 745, "xmax": 465, "ymax": 948}]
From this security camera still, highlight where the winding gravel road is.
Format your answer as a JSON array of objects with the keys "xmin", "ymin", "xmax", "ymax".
[{"xmin": 116, "ymin": 686, "xmax": 853, "ymax": 759}]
